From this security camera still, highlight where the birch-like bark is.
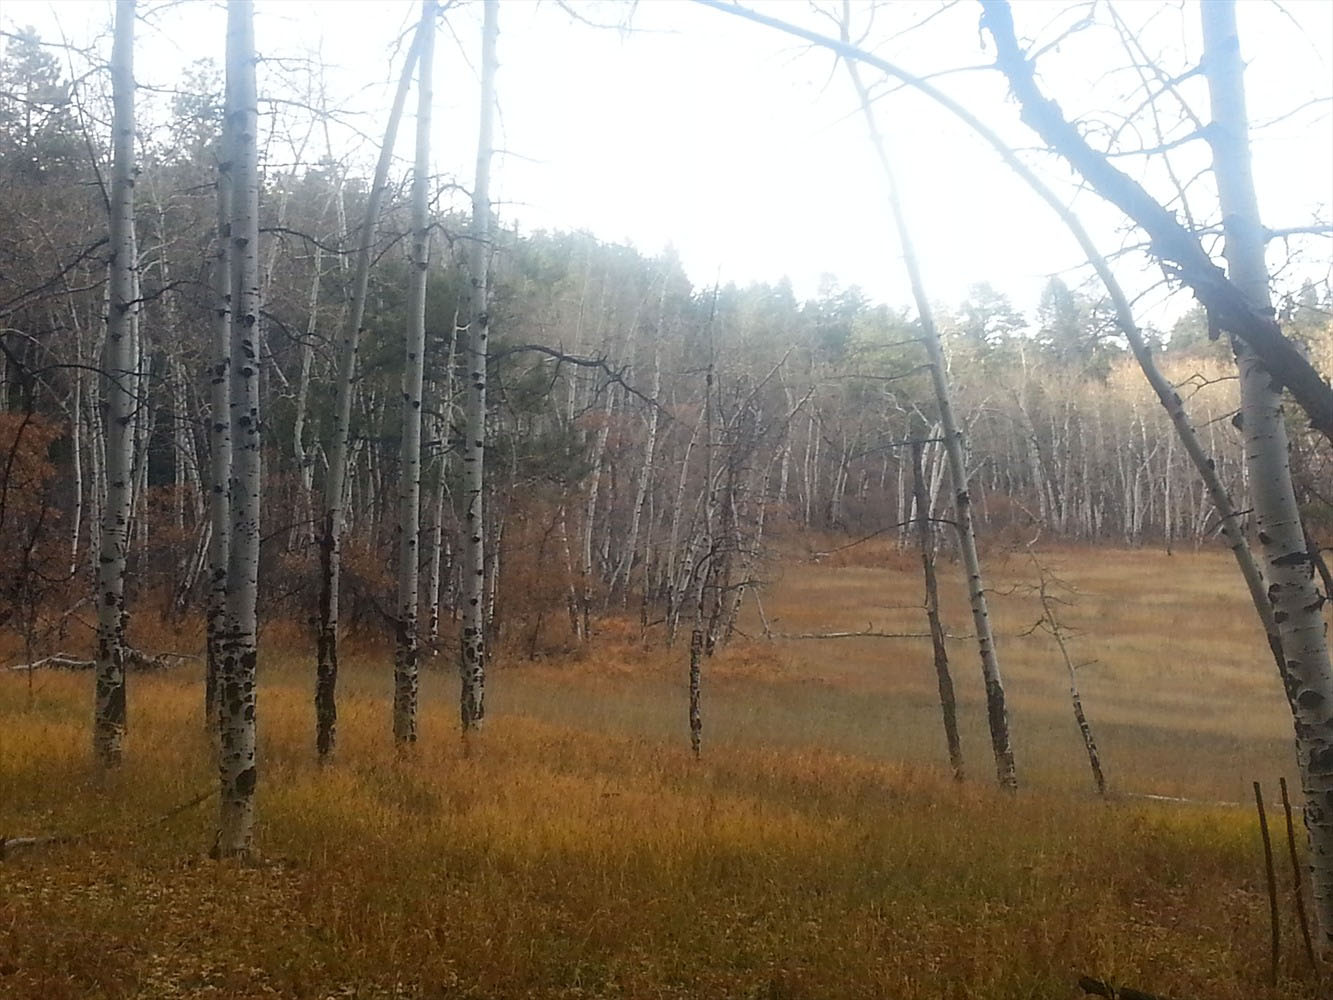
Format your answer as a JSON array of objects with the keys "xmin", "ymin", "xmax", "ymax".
[
  {"xmin": 393, "ymin": 0, "xmax": 435, "ymax": 746},
  {"xmin": 1202, "ymin": 1, "xmax": 1333, "ymax": 952},
  {"xmin": 912, "ymin": 439, "xmax": 963, "ymax": 782},
  {"xmin": 93, "ymin": 0, "xmax": 137, "ymax": 766},
  {"xmin": 315, "ymin": 33, "xmax": 421, "ymax": 758},
  {"xmin": 426, "ymin": 312, "xmax": 458, "ymax": 642},
  {"xmin": 205, "ymin": 92, "xmax": 234, "ymax": 736},
  {"xmin": 459, "ymin": 0, "xmax": 498, "ymax": 732},
  {"xmin": 843, "ymin": 40, "xmax": 1017, "ymax": 789},
  {"xmin": 217, "ymin": 0, "xmax": 261, "ymax": 857}
]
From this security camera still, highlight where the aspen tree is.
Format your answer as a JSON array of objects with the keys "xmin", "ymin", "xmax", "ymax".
[
  {"xmin": 288, "ymin": 233, "xmax": 322, "ymax": 554},
  {"xmin": 687, "ymin": 360, "xmax": 715, "ymax": 759},
  {"xmin": 426, "ymin": 317, "xmax": 457, "ymax": 644},
  {"xmin": 1202, "ymin": 0, "xmax": 1333, "ymax": 952},
  {"xmin": 841, "ymin": 20, "xmax": 1017, "ymax": 789},
  {"xmin": 911, "ymin": 439, "xmax": 963, "ymax": 782},
  {"xmin": 206, "ymin": 48, "xmax": 235, "ymax": 737},
  {"xmin": 394, "ymin": 0, "xmax": 436, "ymax": 745},
  {"xmin": 93, "ymin": 0, "xmax": 137, "ymax": 766},
  {"xmin": 316, "ymin": 32, "xmax": 422, "ymax": 758},
  {"xmin": 460, "ymin": 0, "xmax": 498, "ymax": 732},
  {"xmin": 216, "ymin": 0, "xmax": 261, "ymax": 857},
  {"xmin": 609, "ymin": 325, "xmax": 661, "ymax": 603},
  {"xmin": 69, "ymin": 328, "xmax": 84, "ymax": 576}
]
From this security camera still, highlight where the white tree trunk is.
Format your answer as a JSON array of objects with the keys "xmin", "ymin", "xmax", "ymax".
[
  {"xmin": 393, "ymin": 0, "xmax": 435, "ymax": 746},
  {"xmin": 205, "ymin": 74, "xmax": 235, "ymax": 737},
  {"xmin": 664, "ymin": 404, "xmax": 703, "ymax": 636},
  {"xmin": 217, "ymin": 0, "xmax": 261, "ymax": 857},
  {"xmin": 426, "ymin": 314, "xmax": 458, "ymax": 644},
  {"xmin": 70, "ymin": 312, "xmax": 87, "ymax": 577},
  {"xmin": 1202, "ymin": 1, "xmax": 1333, "ymax": 952},
  {"xmin": 611, "ymin": 330, "xmax": 661, "ymax": 602},
  {"xmin": 86, "ymin": 315, "xmax": 107, "ymax": 579},
  {"xmin": 1035, "ymin": 562, "xmax": 1106, "ymax": 797},
  {"xmin": 315, "ymin": 33, "xmax": 421, "ymax": 758},
  {"xmin": 93, "ymin": 0, "xmax": 137, "ymax": 766},
  {"xmin": 289, "ymin": 238, "xmax": 320, "ymax": 553},
  {"xmin": 460, "ymin": 0, "xmax": 498, "ymax": 732},
  {"xmin": 580, "ymin": 388, "xmax": 614, "ymax": 631},
  {"xmin": 844, "ymin": 43, "xmax": 1017, "ymax": 788},
  {"xmin": 127, "ymin": 243, "xmax": 149, "ymax": 560}
]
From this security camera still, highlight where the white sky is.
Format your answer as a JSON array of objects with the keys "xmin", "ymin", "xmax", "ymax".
[{"xmin": 4, "ymin": 0, "xmax": 1332, "ymax": 325}]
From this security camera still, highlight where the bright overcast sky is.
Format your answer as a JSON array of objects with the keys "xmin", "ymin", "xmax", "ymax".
[{"xmin": 4, "ymin": 0, "xmax": 1332, "ymax": 325}]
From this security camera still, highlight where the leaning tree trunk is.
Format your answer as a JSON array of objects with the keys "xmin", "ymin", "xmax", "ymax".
[
  {"xmin": 459, "ymin": 0, "xmax": 498, "ymax": 733},
  {"xmin": 912, "ymin": 439, "xmax": 964, "ymax": 782},
  {"xmin": 393, "ymin": 0, "xmax": 435, "ymax": 746},
  {"xmin": 93, "ymin": 0, "xmax": 137, "ymax": 767},
  {"xmin": 315, "ymin": 33, "xmax": 422, "ymax": 759},
  {"xmin": 216, "ymin": 0, "xmax": 261, "ymax": 858},
  {"xmin": 843, "ymin": 43, "xmax": 1017, "ymax": 789},
  {"xmin": 1033, "ymin": 558, "xmax": 1106, "ymax": 797},
  {"xmin": 1202, "ymin": 0, "xmax": 1333, "ymax": 952}
]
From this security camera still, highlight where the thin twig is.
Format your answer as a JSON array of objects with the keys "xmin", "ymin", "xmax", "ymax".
[
  {"xmin": 1279, "ymin": 776, "xmax": 1320, "ymax": 977},
  {"xmin": 1, "ymin": 787, "xmax": 216, "ymax": 860}
]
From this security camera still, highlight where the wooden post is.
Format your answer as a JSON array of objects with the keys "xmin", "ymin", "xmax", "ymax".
[{"xmin": 1255, "ymin": 780, "xmax": 1280, "ymax": 985}]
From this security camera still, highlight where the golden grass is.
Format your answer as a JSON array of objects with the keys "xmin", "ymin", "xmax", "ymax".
[{"xmin": 0, "ymin": 548, "xmax": 1321, "ymax": 998}]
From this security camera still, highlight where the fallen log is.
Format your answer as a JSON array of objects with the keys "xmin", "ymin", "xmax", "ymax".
[
  {"xmin": 768, "ymin": 623, "xmax": 973, "ymax": 641},
  {"xmin": 6, "ymin": 650, "xmax": 200, "ymax": 672},
  {"xmin": 5, "ymin": 653, "xmax": 94, "ymax": 671}
]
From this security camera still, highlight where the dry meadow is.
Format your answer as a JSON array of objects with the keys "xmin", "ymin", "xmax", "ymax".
[{"xmin": 0, "ymin": 547, "xmax": 1320, "ymax": 999}]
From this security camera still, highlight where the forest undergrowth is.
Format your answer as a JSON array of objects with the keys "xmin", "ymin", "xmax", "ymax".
[{"xmin": 0, "ymin": 549, "xmax": 1320, "ymax": 999}]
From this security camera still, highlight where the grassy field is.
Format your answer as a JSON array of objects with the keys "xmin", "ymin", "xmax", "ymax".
[{"xmin": 0, "ymin": 547, "xmax": 1321, "ymax": 998}]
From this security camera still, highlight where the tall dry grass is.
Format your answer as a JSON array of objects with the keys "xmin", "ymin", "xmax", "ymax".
[{"xmin": 0, "ymin": 548, "xmax": 1318, "ymax": 998}]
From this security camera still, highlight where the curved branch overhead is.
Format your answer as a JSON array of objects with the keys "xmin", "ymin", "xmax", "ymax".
[
  {"xmin": 977, "ymin": 0, "xmax": 1333, "ymax": 441},
  {"xmin": 693, "ymin": 0, "xmax": 1333, "ymax": 440}
]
